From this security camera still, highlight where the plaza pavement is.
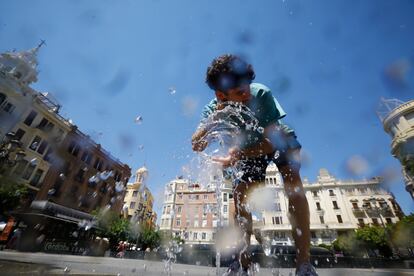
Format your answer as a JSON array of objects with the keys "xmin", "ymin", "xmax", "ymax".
[{"xmin": 0, "ymin": 251, "xmax": 413, "ymax": 276}]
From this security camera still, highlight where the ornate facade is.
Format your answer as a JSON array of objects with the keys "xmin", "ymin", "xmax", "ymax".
[{"xmin": 378, "ymin": 98, "xmax": 414, "ymax": 199}]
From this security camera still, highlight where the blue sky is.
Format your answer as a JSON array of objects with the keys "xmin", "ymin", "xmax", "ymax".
[{"xmin": 1, "ymin": 0, "xmax": 413, "ymax": 216}]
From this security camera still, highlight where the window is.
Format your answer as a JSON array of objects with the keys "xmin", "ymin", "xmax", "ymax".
[
  {"xmin": 22, "ymin": 163, "xmax": 36, "ymax": 180},
  {"xmin": 312, "ymin": 191, "xmax": 318, "ymax": 197},
  {"xmin": 316, "ymin": 202, "xmax": 321, "ymax": 210},
  {"xmin": 203, "ymin": 194, "xmax": 208, "ymax": 200},
  {"xmin": 163, "ymin": 206, "xmax": 166, "ymax": 214},
  {"xmin": 37, "ymin": 140, "xmax": 48, "ymax": 155},
  {"xmin": 178, "ymin": 194, "xmax": 183, "ymax": 200},
  {"xmin": 195, "ymin": 195, "xmax": 199, "ymax": 200},
  {"xmin": 329, "ymin": 190, "xmax": 335, "ymax": 196},
  {"xmin": 24, "ymin": 111, "xmax": 37, "ymax": 126},
  {"xmin": 93, "ymin": 158, "xmax": 103, "ymax": 171},
  {"xmin": 202, "ymin": 219, "xmax": 207, "ymax": 227},
  {"xmin": 3, "ymin": 102, "xmax": 15, "ymax": 113},
  {"xmin": 202, "ymin": 233, "xmax": 206, "ymax": 240},
  {"xmin": 37, "ymin": 118, "xmax": 54, "ymax": 132},
  {"xmin": 132, "ymin": 191, "xmax": 138, "ymax": 197},
  {"xmin": 274, "ymin": 202, "xmax": 281, "ymax": 211},
  {"xmin": 0, "ymin": 93, "xmax": 5, "ymax": 105},
  {"xmin": 332, "ymin": 201, "xmax": 339, "ymax": 209},
  {"xmin": 130, "ymin": 202, "xmax": 136, "ymax": 209},
  {"xmin": 30, "ymin": 169, "xmax": 44, "ymax": 186},
  {"xmin": 311, "ymin": 231, "xmax": 317, "ymax": 239},
  {"xmin": 74, "ymin": 168, "xmax": 85, "ymax": 182},
  {"xmin": 29, "ymin": 136, "xmax": 42, "ymax": 151},
  {"xmin": 177, "ymin": 206, "xmax": 182, "ymax": 213},
  {"xmin": 194, "ymin": 220, "xmax": 199, "ymax": 227},
  {"xmin": 193, "ymin": 232, "xmax": 198, "ymax": 240},
  {"xmin": 223, "ymin": 205, "xmax": 228, "ymax": 213},
  {"xmin": 352, "ymin": 202, "xmax": 359, "ymax": 209},
  {"xmin": 14, "ymin": 129, "xmax": 25, "ymax": 140},
  {"xmin": 385, "ymin": 218, "xmax": 392, "ymax": 224},
  {"xmin": 68, "ymin": 141, "xmax": 80, "ymax": 157},
  {"xmin": 372, "ymin": 218, "xmax": 379, "ymax": 225},
  {"xmin": 176, "ymin": 219, "xmax": 181, "ymax": 227},
  {"xmin": 319, "ymin": 216, "xmax": 325, "ymax": 224},
  {"xmin": 186, "ymin": 219, "xmax": 190, "ymax": 227},
  {"xmin": 13, "ymin": 160, "xmax": 28, "ymax": 176},
  {"xmin": 272, "ymin": 216, "xmax": 283, "ymax": 225},
  {"xmin": 337, "ymin": 215, "xmax": 343, "ymax": 223},
  {"xmin": 223, "ymin": 193, "xmax": 228, "ymax": 202},
  {"xmin": 358, "ymin": 219, "xmax": 365, "ymax": 227},
  {"xmin": 81, "ymin": 151, "xmax": 92, "ymax": 164}
]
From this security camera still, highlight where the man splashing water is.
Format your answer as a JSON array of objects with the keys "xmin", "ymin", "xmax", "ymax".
[{"xmin": 192, "ymin": 54, "xmax": 318, "ymax": 276}]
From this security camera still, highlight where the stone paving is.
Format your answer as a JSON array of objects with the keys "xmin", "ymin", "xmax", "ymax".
[{"xmin": 0, "ymin": 251, "xmax": 413, "ymax": 276}]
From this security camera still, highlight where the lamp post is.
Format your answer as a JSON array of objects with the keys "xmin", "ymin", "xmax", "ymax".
[{"xmin": 0, "ymin": 132, "xmax": 26, "ymax": 171}]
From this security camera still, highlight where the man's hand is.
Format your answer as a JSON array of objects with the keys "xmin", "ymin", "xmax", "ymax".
[{"xmin": 212, "ymin": 147, "xmax": 242, "ymax": 167}]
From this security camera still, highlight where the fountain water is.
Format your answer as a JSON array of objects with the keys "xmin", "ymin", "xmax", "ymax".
[{"xmin": 193, "ymin": 102, "xmax": 264, "ymax": 275}]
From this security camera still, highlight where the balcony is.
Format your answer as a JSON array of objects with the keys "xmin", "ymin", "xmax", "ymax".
[{"xmin": 352, "ymin": 208, "xmax": 366, "ymax": 218}]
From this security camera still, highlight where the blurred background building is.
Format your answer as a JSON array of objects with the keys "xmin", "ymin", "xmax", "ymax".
[
  {"xmin": 159, "ymin": 176, "xmax": 233, "ymax": 245},
  {"xmin": 0, "ymin": 45, "xmax": 131, "ymax": 253},
  {"xmin": 123, "ymin": 166, "xmax": 156, "ymax": 230},
  {"xmin": 378, "ymin": 98, "xmax": 414, "ymax": 199},
  {"xmin": 256, "ymin": 164, "xmax": 403, "ymax": 246},
  {"xmin": 159, "ymin": 164, "xmax": 404, "ymax": 246}
]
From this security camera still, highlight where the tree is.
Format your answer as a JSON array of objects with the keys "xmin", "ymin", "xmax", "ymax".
[
  {"xmin": 0, "ymin": 175, "xmax": 28, "ymax": 217},
  {"xmin": 137, "ymin": 226, "xmax": 161, "ymax": 251},
  {"xmin": 93, "ymin": 209, "xmax": 131, "ymax": 250},
  {"xmin": 332, "ymin": 231, "xmax": 365, "ymax": 257},
  {"xmin": 355, "ymin": 226, "xmax": 392, "ymax": 257},
  {"xmin": 390, "ymin": 213, "xmax": 414, "ymax": 250}
]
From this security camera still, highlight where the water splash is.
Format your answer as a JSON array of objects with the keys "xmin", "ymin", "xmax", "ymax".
[{"xmin": 191, "ymin": 102, "xmax": 264, "ymax": 276}]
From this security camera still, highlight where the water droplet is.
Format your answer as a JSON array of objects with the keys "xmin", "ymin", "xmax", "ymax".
[
  {"xmin": 169, "ymin": 87, "xmax": 176, "ymax": 95},
  {"xmin": 296, "ymin": 228, "xmax": 302, "ymax": 236},
  {"xmin": 274, "ymin": 151, "xmax": 280, "ymax": 159},
  {"xmin": 30, "ymin": 158, "xmax": 38, "ymax": 165},
  {"xmin": 314, "ymin": 259, "xmax": 319, "ymax": 266},
  {"xmin": 59, "ymin": 173, "xmax": 65, "ymax": 179},
  {"xmin": 138, "ymin": 145, "xmax": 144, "ymax": 151},
  {"xmin": 47, "ymin": 189, "xmax": 56, "ymax": 195},
  {"xmin": 257, "ymin": 126, "xmax": 264, "ymax": 133},
  {"xmin": 134, "ymin": 116, "xmax": 143, "ymax": 124}
]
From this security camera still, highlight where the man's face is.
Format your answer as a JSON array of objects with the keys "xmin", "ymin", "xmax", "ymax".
[{"xmin": 216, "ymin": 84, "xmax": 251, "ymax": 103}]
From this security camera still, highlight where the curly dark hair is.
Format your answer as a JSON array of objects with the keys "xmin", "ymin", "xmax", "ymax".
[{"xmin": 205, "ymin": 54, "xmax": 255, "ymax": 92}]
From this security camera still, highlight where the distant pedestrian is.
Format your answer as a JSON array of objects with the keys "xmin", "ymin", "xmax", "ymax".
[{"xmin": 116, "ymin": 241, "xmax": 126, "ymax": 258}]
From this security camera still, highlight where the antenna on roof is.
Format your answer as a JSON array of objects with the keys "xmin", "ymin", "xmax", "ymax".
[{"xmin": 38, "ymin": 39, "xmax": 46, "ymax": 49}]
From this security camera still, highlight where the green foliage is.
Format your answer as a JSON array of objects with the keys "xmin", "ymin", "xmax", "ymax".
[
  {"xmin": 354, "ymin": 226, "xmax": 392, "ymax": 257},
  {"xmin": 332, "ymin": 231, "xmax": 365, "ymax": 257},
  {"xmin": 137, "ymin": 226, "xmax": 161, "ymax": 251},
  {"xmin": 391, "ymin": 213, "xmax": 414, "ymax": 248},
  {"xmin": 93, "ymin": 209, "xmax": 131, "ymax": 248},
  {"xmin": 317, "ymin": 243, "xmax": 332, "ymax": 251},
  {"xmin": 0, "ymin": 175, "xmax": 28, "ymax": 216}
]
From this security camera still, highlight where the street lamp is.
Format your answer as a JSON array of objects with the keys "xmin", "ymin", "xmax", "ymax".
[{"xmin": 0, "ymin": 132, "xmax": 26, "ymax": 169}]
